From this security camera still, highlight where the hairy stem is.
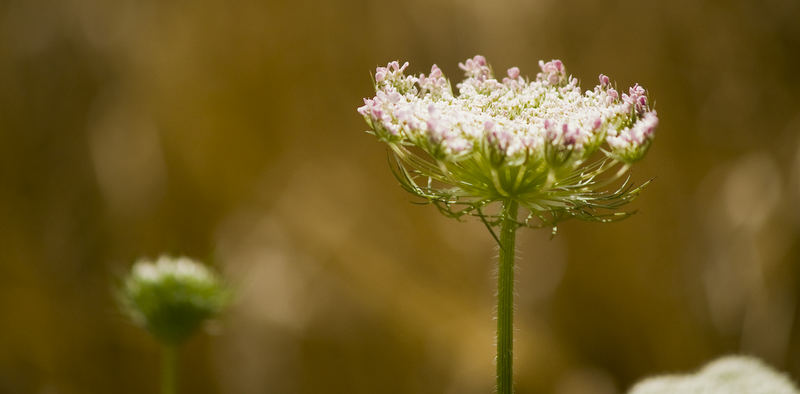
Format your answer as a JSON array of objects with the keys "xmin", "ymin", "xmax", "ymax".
[
  {"xmin": 497, "ymin": 199, "xmax": 519, "ymax": 394},
  {"xmin": 162, "ymin": 344, "xmax": 178, "ymax": 394}
]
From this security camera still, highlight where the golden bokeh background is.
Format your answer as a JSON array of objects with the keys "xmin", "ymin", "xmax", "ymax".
[{"xmin": 1, "ymin": 0, "xmax": 800, "ymax": 393}]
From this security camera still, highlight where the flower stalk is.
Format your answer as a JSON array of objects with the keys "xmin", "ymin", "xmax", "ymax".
[
  {"xmin": 497, "ymin": 199, "xmax": 519, "ymax": 394},
  {"xmin": 162, "ymin": 344, "xmax": 177, "ymax": 394}
]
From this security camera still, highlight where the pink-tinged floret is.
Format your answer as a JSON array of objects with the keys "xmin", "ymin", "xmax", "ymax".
[
  {"xmin": 459, "ymin": 55, "xmax": 492, "ymax": 80},
  {"xmin": 418, "ymin": 64, "xmax": 451, "ymax": 96},
  {"xmin": 537, "ymin": 60, "xmax": 567, "ymax": 86}
]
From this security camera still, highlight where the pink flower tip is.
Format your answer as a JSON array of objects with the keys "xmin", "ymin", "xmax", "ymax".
[
  {"xmin": 630, "ymin": 83, "xmax": 645, "ymax": 96},
  {"xmin": 430, "ymin": 64, "xmax": 442, "ymax": 78},
  {"xmin": 540, "ymin": 59, "xmax": 564, "ymax": 73}
]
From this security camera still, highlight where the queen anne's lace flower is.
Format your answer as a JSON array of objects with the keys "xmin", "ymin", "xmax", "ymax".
[{"xmin": 358, "ymin": 55, "xmax": 658, "ymax": 229}]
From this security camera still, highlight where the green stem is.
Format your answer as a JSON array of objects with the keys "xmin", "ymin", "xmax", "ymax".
[
  {"xmin": 497, "ymin": 199, "xmax": 518, "ymax": 394},
  {"xmin": 162, "ymin": 344, "xmax": 178, "ymax": 394}
]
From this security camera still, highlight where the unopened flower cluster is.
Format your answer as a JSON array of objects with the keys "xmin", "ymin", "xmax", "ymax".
[
  {"xmin": 120, "ymin": 256, "xmax": 229, "ymax": 344},
  {"xmin": 359, "ymin": 55, "xmax": 657, "ymax": 167}
]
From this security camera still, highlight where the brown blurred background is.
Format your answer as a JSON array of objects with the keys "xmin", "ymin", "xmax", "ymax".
[{"xmin": 1, "ymin": 0, "xmax": 800, "ymax": 393}]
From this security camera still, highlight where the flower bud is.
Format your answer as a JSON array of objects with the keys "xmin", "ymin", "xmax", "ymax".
[
  {"xmin": 537, "ymin": 59, "xmax": 567, "ymax": 86},
  {"xmin": 507, "ymin": 67, "xmax": 520, "ymax": 79},
  {"xmin": 119, "ymin": 256, "xmax": 229, "ymax": 345},
  {"xmin": 599, "ymin": 73, "xmax": 610, "ymax": 87}
]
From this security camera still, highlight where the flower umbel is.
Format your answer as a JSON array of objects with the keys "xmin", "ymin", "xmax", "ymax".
[
  {"xmin": 358, "ymin": 55, "xmax": 658, "ymax": 230},
  {"xmin": 119, "ymin": 256, "xmax": 229, "ymax": 345}
]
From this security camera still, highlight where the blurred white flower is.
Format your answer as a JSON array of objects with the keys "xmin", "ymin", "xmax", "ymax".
[{"xmin": 629, "ymin": 356, "xmax": 799, "ymax": 394}]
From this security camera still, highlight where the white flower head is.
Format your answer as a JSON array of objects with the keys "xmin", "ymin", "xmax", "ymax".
[
  {"xmin": 629, "ymin": 356, "xmax": 799, "ymax": 394},
  {"xmin": 358, "ymin": 56, "xmax": 659, "ymax": 229}
]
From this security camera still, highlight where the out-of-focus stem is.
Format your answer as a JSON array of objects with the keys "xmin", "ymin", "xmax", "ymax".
[{"xmin": 162, "ymin": 344, "xmax": 177, "ymax": 394}]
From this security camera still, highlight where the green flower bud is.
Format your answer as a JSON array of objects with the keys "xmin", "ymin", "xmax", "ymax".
[{"xmin": 119, "ymin": 256, "xmax": 229, "ymax": 345}]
